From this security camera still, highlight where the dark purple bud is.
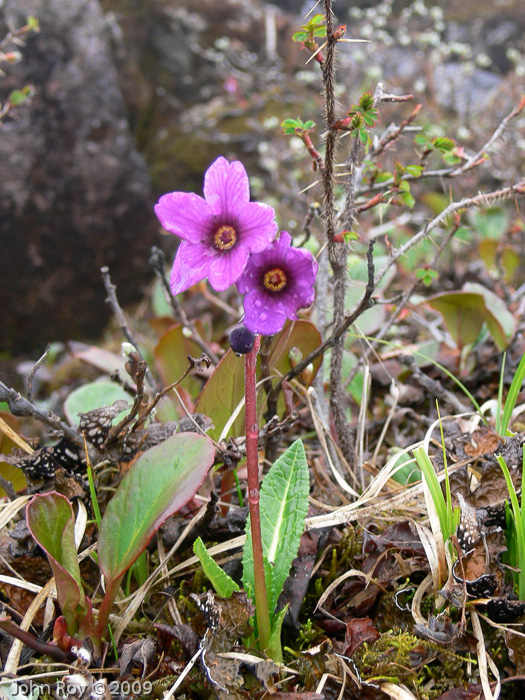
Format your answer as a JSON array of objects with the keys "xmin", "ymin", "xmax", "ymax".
[{"xmin": 230, "ymin": 326, "xmax": 256, "ymax": 355}]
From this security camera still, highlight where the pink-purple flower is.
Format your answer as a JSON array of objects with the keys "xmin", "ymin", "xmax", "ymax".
[
  {"xmin": 155, "ymin": 157, "xmax": 278, "ymax": 294},
  {"xmin": 237, "ymin": 232, "xmax": 318, "ymax": 335}
]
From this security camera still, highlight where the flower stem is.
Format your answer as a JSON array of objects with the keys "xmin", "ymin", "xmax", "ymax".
[{"xmin": 244, "ymin": 335, "xmax": 271, "ymax": 652}]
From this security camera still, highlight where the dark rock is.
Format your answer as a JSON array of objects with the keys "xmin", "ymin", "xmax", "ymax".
[{"xmin": 0, "ymin": 0, "xmax": 157, "ymax": 353}]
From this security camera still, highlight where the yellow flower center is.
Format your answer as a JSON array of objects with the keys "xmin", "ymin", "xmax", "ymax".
[
  {"xmin": 263, "ymin": 267, "xmax": 287, "ymax": 293},
  {"xmin": 213, "ymin": 225, "xmax": 237, "ymax": 251}
]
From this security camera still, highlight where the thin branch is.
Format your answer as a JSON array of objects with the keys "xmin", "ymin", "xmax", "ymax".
[
  {"xmin": 0, "ymin": 380, "xmax": 87, "ymax": 450},
  {"xmin": 149, "ymin": 247, "xmax": 220, "ymax": 365},
  {"xmin": 268, "ymin": 240, "xmax": 376, "ymax": 408},
  {"xmin": 100, "ymin": 266, "xmax": 157, "ymax": 392},
  {"xmin": 356, "ymin": 98, "xmax": 525, "ymax": 197},
  {"xmin": 375, "ymin": 181, "xmax": 525, "ymax": 287}
]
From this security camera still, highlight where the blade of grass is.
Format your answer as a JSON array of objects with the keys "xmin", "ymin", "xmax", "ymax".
[
  {"xmin": 500, "ymin": 353, "xmax": 525, "ymax": 436},
  {"xmin": 496, "ymin": 451, "xmax": 525, "ymax": 599}
]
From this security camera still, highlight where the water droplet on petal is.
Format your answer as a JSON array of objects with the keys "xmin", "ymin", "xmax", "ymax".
[{"xmin": 260, "ymin": 312, "xmax": 267, "ymax": 321}]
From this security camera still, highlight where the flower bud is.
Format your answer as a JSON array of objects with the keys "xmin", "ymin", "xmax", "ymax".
[{"xmin": 230, "ymin": 326, "xmax": 256, "ymax": 355}]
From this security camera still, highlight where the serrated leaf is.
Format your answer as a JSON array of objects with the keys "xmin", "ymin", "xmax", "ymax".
[
  {"xmin": 242, "ymin": 440, "xmax": 310, "ymax": 621},
  {"xmin": 193, "ymin": 536, "xmax": 239, "ymax": 598},
  {"xmin": 292, "ymin": 31, "xmax": 307, "ymax": 42},
  {"xmin": 27, "ymin": 492, "xmax": 92, "ymax": 635},
  {"xmin": 98, "ymin": 433, "xmax": 215, "ymax": 583}
]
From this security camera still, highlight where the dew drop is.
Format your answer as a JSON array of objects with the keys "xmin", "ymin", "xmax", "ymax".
[{"xmin": 260, "ymin": 312, "xmax": 267, "ymax": 321}]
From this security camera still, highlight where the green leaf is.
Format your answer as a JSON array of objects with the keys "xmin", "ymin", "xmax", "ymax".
[
  {"xmin": 405, "ymin": 164, "xmax": 423, "ymax": 177},
  {"xmin": 194, "ymin": 349, "xmax": 245, "ymax": 441},
  {"xmin": 196, "ymin": 321, "xmax": 322, "ymax": 442},
  {"xmin": 98, "ymin": 433, "xmax": 215, "ymax": 583},
  {"xmin": 63, "ymin": 381, "xmax": 131, "ymax": 425},
  {"xmin": 193, "ymin": 537, "xmax": 240, "ymax": 597},
  {"xmin": 424, "ymin": 292, "xmax": 487, "ymax": 349},
  {"xmin": 27, "ymin": 493, "xmax": 92, "ymax": 635},
  {"xmin": 463, "ymin": 283, "xmax": 515, "ymax": 351},
  {"xmin": 242, "ymin": 439, "xmax": 310, "ymax": 620},
  {"xmin": 267, "ymin": 605, "xmax": 288, "ymax": 663},
  {"xmin": 292, "ymin": 31, "xmax": 308, "ymax": 42}
]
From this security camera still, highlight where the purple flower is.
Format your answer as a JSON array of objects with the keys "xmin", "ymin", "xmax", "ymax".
[
  {"xmin": 154, "ymin": 157, "xmax": 278, "ymax": 294},
  {"xmin": 237, "ymin": 232, "xmax": 318, "ymax": 335}
]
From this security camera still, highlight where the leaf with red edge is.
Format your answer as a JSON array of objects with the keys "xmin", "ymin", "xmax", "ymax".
[
  {"xmin": 26, "ymin": 492, "xmax": 93, "ymax": 636},
  {"xmin": 98, "ymin": 432, "xmax": 215, "ymax": 583}
]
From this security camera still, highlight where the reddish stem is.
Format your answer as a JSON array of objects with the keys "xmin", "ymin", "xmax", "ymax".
[{"xmin": 244, "ymin": 336, "xmax": 271, "ymax": 651}]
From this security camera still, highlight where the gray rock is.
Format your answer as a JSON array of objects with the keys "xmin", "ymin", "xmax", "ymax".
[{"xmin": 0, "ymin": 0, "xmax": 157, "ymax": 353}]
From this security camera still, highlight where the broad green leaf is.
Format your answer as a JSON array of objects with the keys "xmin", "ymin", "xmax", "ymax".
[
  {"xmin": 424, "ymin": 292, "xmax": 486, "ymax": 349},
  {"xmin": 196, "ymin": 321, "xmax": 322, "ymax": 441},
  {"xmin": 26, "ymin": 492, "xmax": 92, "ymax": 635},
  {"xmin": 98, "ymin": 433, "xmax": 215, "ymax": 583},
  {"xmin": 194, "ymin": 349, "xmax": 245, "ymax": 441},
  {"xmin": 463, "ymin": 282, "xmax": 515, "ymax": 350},
  {"xmin": 243, "ymin": 439, "xmax": 310, "ymax": 621},
  {"xmin": 63, "ymin": 381, "xmax": 131, "ymax": 425},
  {"xmin": 193, "ymin": 536, "xmax": 239, "ymax": 598}
]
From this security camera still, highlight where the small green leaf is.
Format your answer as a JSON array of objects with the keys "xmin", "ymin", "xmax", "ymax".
[
  {"xmin": 292, "ymin": 31, "xmax": 308, "ymax": 42},
  {"xmin": 405, "ymin": 164, "xmax": 423, "ymax": 177},
  {"xmin": 416, "ymin": 268, "xmax": 438, "ymax": 286},
  {"xmin": 193, "ymin": 537, "xmax": 240, "ymax": 598},
  {"xmin": 242, "ymin": 439, "xmax": 310, "ymax": 620},
  {"xmin": 99, "ymin": 433, "xmax": 215, "ymax": 583}
]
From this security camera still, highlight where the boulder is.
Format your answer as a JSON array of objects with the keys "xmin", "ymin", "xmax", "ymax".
[{"xmin": 0, "ymin": 0, "xmax": 157, "ymax": 353}]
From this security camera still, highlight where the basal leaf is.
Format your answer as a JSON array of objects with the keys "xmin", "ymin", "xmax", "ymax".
[
  {"xmin": 26, "ymin": 492, "xmax": 92, "ymax": 635},
  {"xmin": 63, "ymin": 381, "xmax": 131, "ymax": 425},
  {"xmin": 193, "ymin": 536, "xmax": 240, "ymax": 598},
  {"xmin": 99, "ymin": 433, "xmax": 215, "ymax": 583},
  {"xmin": 242, "ymin": 439, "xmax": 310, "ymax": 620},
  {"xmin": 463, "ymin": 282, "xmax": 515, "ymax": 351},
  {"xmin": 424, "ymin": 292, "xmax": 486, "ymax": 348}
]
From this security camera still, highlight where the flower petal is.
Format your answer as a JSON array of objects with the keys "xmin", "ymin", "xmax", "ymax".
[
  {"xmin": 279, "ymin": 281, "xmax": 316, "ymax": 318},
  {"xmin": 155, "ymin": 192, "xmax": 213, "ymax": 243},
  {"xmin": 169, "ymin": 241, "xmax": 214, "ymax": 295},
  {"xmin": 203, "ymin": 157, "xmax": 250, "ymax": 218},
  {"xmin": 236, "ymin": 201, "xmax": 278, "ymax": 252},
  {"xmin": 243, "ymin": 289, "xmax": 287, "ymax": 335},
  {"xmin": 208, "ymin": 245, "xmax": 250, "ymax": 292},
  {"xmin": 286, "ymin": 246, "xmax": 319, "ymax": 288}
]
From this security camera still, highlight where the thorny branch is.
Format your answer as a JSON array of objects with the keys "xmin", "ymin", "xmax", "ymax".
[
  {"xmin": 356, "ymin": 98, "xmax": 525, "ymax": 197},
  {"xmin": 375, "ymin": 181, "xmax": 525, "ymax": 287},
  {"xmin": 268, "ymin": 240, "xmax": 376, "ymax": 409},
  {"xmin": 321, "ymin": 0, "xmax": 358, "ymax": 469}
]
